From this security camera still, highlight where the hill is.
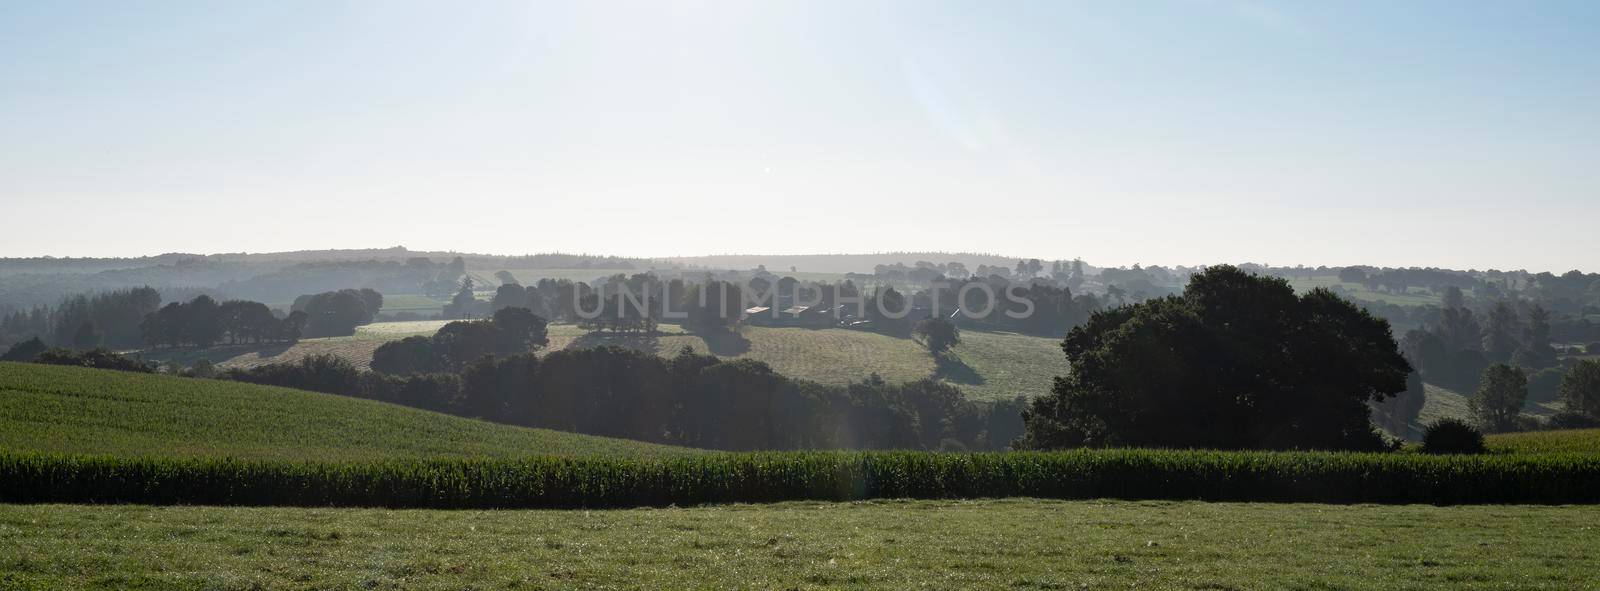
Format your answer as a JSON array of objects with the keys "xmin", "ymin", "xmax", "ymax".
[
  {"xmin": 547, "ymin": 323, "xmax": 1062, "ymax": 401},
  {"xmin": 0, "ymin": 362, "xmax": 693, "ymax": 461},
  {"xmin": 146, "ymin": 321, "xmax": 1065, "ymax": 401}
]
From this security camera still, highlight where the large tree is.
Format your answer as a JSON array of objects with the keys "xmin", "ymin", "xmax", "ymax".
[
  {"xmin": 1017, "ymin": 265, "xmax": 1410, "ymax": 451},
  {"xmin": 1469, "ymin": 363, "xmax": 1528, "ymax": 433},
  {"xmin": 1561, "ymin": 360, "xmax": 1600, "ymax": 418}
]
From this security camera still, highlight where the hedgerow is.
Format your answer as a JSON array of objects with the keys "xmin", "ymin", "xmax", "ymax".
[{"xmin": 4, "ymin": 449, "xmax": 1598, "ymax": 508}]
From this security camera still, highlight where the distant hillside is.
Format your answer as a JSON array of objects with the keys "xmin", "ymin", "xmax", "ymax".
[
  {"xmin": 660, "ymin": 252, "xmax": 1071, "ymax": 275},
  {"xmin": 0, "ymin": 362, "xmax": 694, "ymax": 460}
]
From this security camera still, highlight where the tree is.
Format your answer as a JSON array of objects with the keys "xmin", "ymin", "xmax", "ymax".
[
  {"xmin": 71, "ymin": 321, "xmax": 103, "ymax": 349},
  {"xmin": 913, "ymin": 316, "xmax": 960, "ymax": 355},
  {"xmin": 1560, "ymin": 360, "xmax": 1600, "ymax": 418},
  {"xmin": 1, "ymin": 337, "xmax": 47, "ymax": 362},
  {"xmin": 184, "ymin": 295, "xmax": 224, "ymax": 348},
  {"xmin": 302, "ymin": 290, "xmax": 373, "ymax": 337},
  {"xmin": 491, "ymin": 283, "xmax": 529, "ymax": 311},
  {"xmin": 370, "ymin": 336, "xmax": 440, "ymax": 375},
  {"xmin": 1469, "ymin": 363, "xmax": 1527, "ymax": 433},
  {"xmin": 1442, "ymin": 285, "xmax": 1466, "ymax": 309},
  {"xmin": 432, "ymin": 320, "xmax": 498, "ymax": 371},
  {"xmin": 1017, "ymin": 265, "xmax": 1408, "ymax": 451},
  {"xmin": 1372, "ymin": 369, "xmax": 1425, "ymax": 437},
  {"xmin": 1480, "ymin": 301, "xmax": 1520, "ymax": 363},
  {"xmin": 490, "ymin": 307, "xmax": 549, "ymax": 354}
]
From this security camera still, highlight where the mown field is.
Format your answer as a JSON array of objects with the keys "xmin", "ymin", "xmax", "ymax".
[
  {"xmin": 137, "ymin": 320, "xmax": 449, "ymax": 371},
  {"xmin": 546, "ymin": 322, "xmax": 1060, "ymax": 401},
  {"xmin": 4, "ymin": 499, "xmax": 1598, "ymax": 590},
  {"xmin": 0, "ymin": 362, "xmax": 692, "ymax": 461},
  {"xmin": 138, "ymin": 319, "xmax": 1061, "ymax": 401},
  {"xmin": 1286, "ymin": 275, "xmax": 1446, "ymax": 307}
]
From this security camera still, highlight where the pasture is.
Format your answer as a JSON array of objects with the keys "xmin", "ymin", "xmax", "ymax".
[
  {"xmin": 0, "ymin": 362, "xmax": 692, "ymax": 461},
  {"xmin": 546, "ymin": 322, "xmax": 1061, "ymax": 401},
  {"xmin": 3, "ymin": 499, "xmax": 1597, "ymax": 590},
  {"xmin": 137, "ymin": 320, "xmax": 448, "ymax": 371}
]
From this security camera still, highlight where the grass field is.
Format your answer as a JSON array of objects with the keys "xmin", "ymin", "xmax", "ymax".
[
  {"xmin": 137, "ymin": 320, "xmax": 449, "ymax": 371},
  {"xmin": 543, "ymin": 322, "xmax": 1061, "ymax": 401},
  {"xmin": 3, "ymin": 499, "xmax": 1597, "ymax": 590},
  {"xmin": 0, "ymin": 362, "xmax": 691, "ymax": 461},
  {"xmin": 1286, "ymin": 275, "xmax": 1444, "ymax": 307}
]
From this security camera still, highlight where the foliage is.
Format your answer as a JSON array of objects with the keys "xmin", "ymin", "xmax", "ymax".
[
  {"xmin": 1561, "ymin": 359, "xmax": 1600, "ymax": 417},
  {"xmin": 32, "ymin": 348, "xmax": 154, "ymax": 373},
  {"xmin": 1020, "ymin": 265, "xmax": 1410, "ymax": 451},
  {"xmin": 913, "ymin": 316, "xmax": 960, "ymax": 354},
  {"xmin": 1469, "ymin": 364, "xmax": 1528, "ymax": 433},
  {"xmin": 372, "ymin": 308, "xmax": 549, "ymax": 374},
  {"xmin": 0, "ymin": 337, "xmax": 46, "ymax": 362},
  {"xmin": 1544, "ymin": 411, "xmax": 1600, "ymax": 431},
  {"xmin": 1420, "ymin": 418, "xmax": 1486, "ymax": 454},
  {"xmin": 295, "ymin": 288, "xmax": 383, "ymax": 337},
  {"xmin": 142, "ymin": 295, "xmax": 303, "ymax": 348}
]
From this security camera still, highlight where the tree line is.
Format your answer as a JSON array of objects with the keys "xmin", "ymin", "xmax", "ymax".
[{"xmin": 221, "ymin": 332, "xmax": 1025, "ymax": 452}]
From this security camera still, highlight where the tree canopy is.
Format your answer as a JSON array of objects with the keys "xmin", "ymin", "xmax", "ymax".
[{"xmin": 1018, "ymin": 265, "xmax": 1410, "ymax": 451}]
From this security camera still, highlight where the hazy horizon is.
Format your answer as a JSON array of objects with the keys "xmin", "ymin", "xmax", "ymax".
[{"xmin": 3, "ymin": 1, "xmax": 1597, "ymax": 271}]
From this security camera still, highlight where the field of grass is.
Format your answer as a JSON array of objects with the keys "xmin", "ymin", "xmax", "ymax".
[
  {"xmin": 543, "ymin": 322, "xmax": 1061, "ymax": 401},
  {"xmin": 137, "ymin": 320, "xmax": 448, "ymax": 371},
  {"xmin": 0, "ymin": 362, "xmax": 692, "ymax": 461},
  {"xmin": 1287, "ymin": 275, "xmax": 1444, "ymax": 307},
  {"xmin": 4, "ymin": 499, "xmax": 1597, "ymax": 590},
  {"xmin": 376, "ymin": 293, "xmax": 445, "ymax": 315}
]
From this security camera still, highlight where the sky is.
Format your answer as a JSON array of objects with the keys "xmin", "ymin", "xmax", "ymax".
[{"xmin": 1, "ymin": 0, "xmax": 1597, "ymax": 271}]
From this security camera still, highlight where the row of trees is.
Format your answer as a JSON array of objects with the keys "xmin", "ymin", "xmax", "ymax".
[
  {"xmin": 142, "ymin": 296, "xmax": 305, "ymax": 348},
  {"xmin": 1402, "ymin": 297, "xmax": 1561, "ymax": 392},
  {"xmin": 223, "ymin": 345, "xmax": 1024, "ymax": 452},
  {"xmin": 0, "ymin": 287, "xmax": 163, "ymax": 350},
  {"xmin": 372, "ymin": 307, "xmax": 550, "ymax": 374},
  {"xmin": 291, "ymin": 288, "xmax": 383, "ymax": 337},
  {"xmin": 1467, "ymin": 360, "xmax": 1600, "ymax": 433}
]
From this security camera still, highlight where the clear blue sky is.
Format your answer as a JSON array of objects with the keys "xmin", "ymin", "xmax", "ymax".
[{"xmin": 2, "ymin": 1, "xmax": 1596, "ymax": 271}]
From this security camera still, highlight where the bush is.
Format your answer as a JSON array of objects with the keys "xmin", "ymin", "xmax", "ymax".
[
  {"xmin": 1421, "ymin": 418, "xmax": 1487, "ymax": 455},
  {"xmin": 1545, "ymin": 411, "xmax": 1600, "ymax": 431},
  {"xmin": 0, "ymin": 337, "xmax": 46, "ymax": 362},
  {"xmin": 1589, "ymin": 342, "xmax": 1600, "ymax": 355},
  {"xmin": 1527, "ymin": 368, "xmax": 1565, "ymax": 404},
  {"xmin": 32, "ymin": 348, "xmax": 154, "ymax": 373},
  {"xmin": 222, "ymin": 354, "xmax": 360, "ymax": 395}
]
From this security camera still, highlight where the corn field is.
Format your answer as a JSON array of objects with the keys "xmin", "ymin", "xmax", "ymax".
[{"xmin": 4, "ymin": 449, "xmax": 1598, "ymax": 508}]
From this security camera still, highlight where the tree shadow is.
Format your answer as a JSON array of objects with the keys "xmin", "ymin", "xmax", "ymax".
[
  {"xmin": 932, "ymin": 352, "xmax": 984, "ymax": 385},
  {"xmin": 569, "ymin": 330, "xmax": 662, "ymax": 355},
  {"xmin": 699, "ymin": 329, "xmax": 752, "ymax": 356}
]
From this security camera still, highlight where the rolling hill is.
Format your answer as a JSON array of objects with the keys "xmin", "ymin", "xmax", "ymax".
[
  {"xmin": 144, "ymin": 320, "xmax": 1067, "ymax": 402},
  {"xmin": 0, "ymin": 362, "xmax": 694, "ymax": 461}
]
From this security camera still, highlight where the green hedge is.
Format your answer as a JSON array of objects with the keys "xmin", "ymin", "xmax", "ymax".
[{"xmin": 4, "ymin": 450, "xmax": 1599, "ymax": 507}]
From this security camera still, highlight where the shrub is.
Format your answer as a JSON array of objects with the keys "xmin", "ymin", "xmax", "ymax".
[
  {"xmin": 1527, "ymin": 368, "xmax": 1565, "ymax": 404},
  {"xmin": 222, "ymin": 354, "xmax": 360, "ymax": 395},
  {"xmin": 1545, "ymin": 411, "xmax": 1600, "ymax": 431},
  {"xmin": 0, "ymin": 337, "xmax": 46, "ymax": 362},
  {"xmin": 32, "ymin": 348, "xmax": 154, "ymax": 373},
  {"xmin": 1421, "ymin": 418, "xmax": 1486, "ymax": 455},
  {"xmin": 1589, "ymin": 342, "xmax": 1600, "ymax": 355}
]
